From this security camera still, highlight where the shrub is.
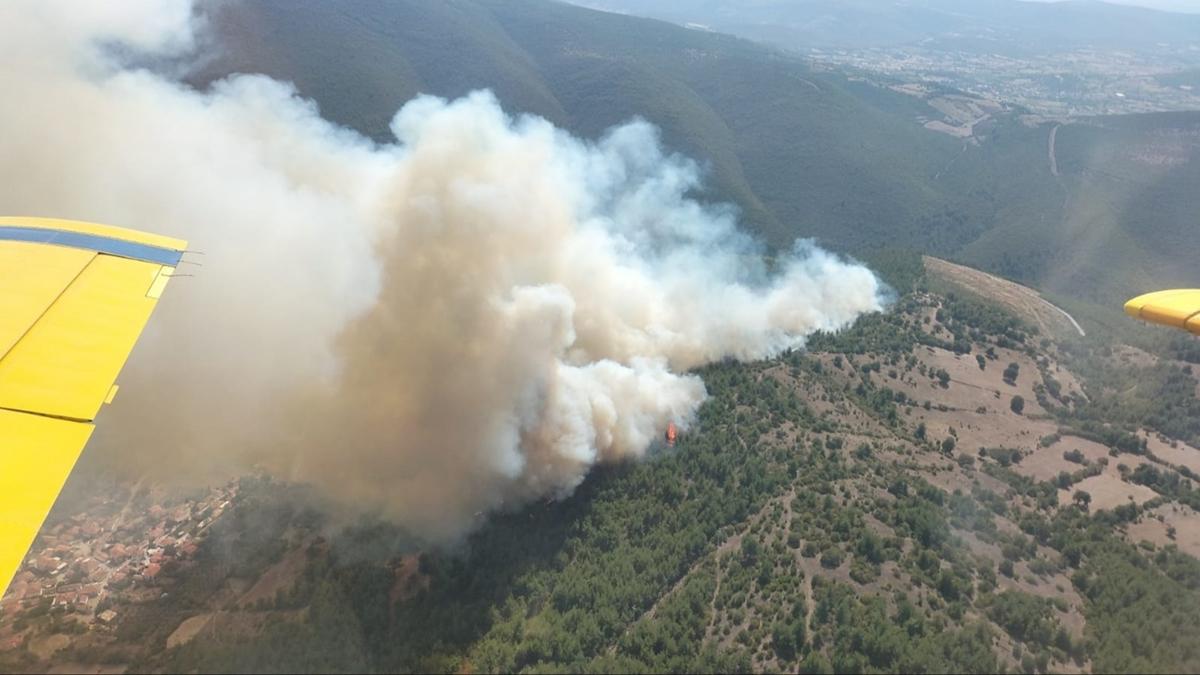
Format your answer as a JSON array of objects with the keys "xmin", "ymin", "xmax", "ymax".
[{"xmin": 1010, "ymin": 396, "xmax": 1025, "ymax": 415}]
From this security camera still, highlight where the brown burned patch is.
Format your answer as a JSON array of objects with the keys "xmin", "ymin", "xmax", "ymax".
[
  {"xmin": 238, "ymin": 541, "xmax": 312, "ymax": 608},
  {"xmin": 389, "ymin": 554, "xmax": 430, "ymax": 609},
  {"xmin": 166, "ymin": 613, "xmax": 212, "ymax": 649},
  {"xmin": 166, "ymin": 608, "xmax": 307, "ymax": 650}
]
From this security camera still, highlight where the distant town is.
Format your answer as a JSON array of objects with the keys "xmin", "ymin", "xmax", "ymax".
[
  {"xmin": 0, "ymin": 481, "xmax": 239, "ymax": 648},
  {"xmin": 809, "ymin": 46, "xmax": 1200, "ymax": 117}
]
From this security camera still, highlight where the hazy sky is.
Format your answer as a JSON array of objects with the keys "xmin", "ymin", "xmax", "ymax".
[{"xmin": 1031, "ymin": 0, "xmax": 1200, "ymax": 12}]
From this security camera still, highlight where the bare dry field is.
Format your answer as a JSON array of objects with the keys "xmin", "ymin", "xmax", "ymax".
[
  {"xmin": 1058, "ymin": 474, "xmax": 1158, "ymax": 510},
  {"xmin": 1126, "ymin": 504, "xmax": 1200, "ymax": 558},
  {"xmin": 1142, "ymin": 431, "xmax": 1200, "ymax": 476},
  {"xmin": 924, "ymin": 256, "xmax": 1084, "ymax": 338},
  {"xmin": 1053, "ymin": 436, "xmax": 1112, "ymax": 463},
  {"xmin": 921, "ymin": 407, "xmax": 1057, "ymax": 458},
  {"xmin": 1016, "ymin": 436, "xmax": 1112, "ymax": 482},
  {"xmin": 900, "ymin": 345, "xmax": 1048, "ymax": 415},
  {"xmin": 906, "ymin": 346, "xmax": 1058, "ymax": 454}
]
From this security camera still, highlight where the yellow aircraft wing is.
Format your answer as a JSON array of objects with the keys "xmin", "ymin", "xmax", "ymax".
[
  {"xmin": 0, "ymin": 217, "xmax": 185, "ymax": 596},
  {"xmin": 1125, "ymin": 289, "xmax": 1200, "ymax": 335}
]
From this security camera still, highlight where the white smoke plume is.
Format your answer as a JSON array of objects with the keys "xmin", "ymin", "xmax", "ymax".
[{"xmin": 0, "ymin": 1, "xmax": 885, "ymax": 539}]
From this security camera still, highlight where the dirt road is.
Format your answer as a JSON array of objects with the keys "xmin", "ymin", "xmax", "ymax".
[{"xmin": 1048, "ymin": 124, "xmax": 1061, "ymax": 177}]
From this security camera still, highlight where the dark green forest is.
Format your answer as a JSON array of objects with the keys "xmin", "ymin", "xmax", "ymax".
[
  {"xmin": 6, "ymin": 250, "xmax": 1199, "ymax": 674},
  {"xmin": 31, "ymin": 257, "xmax": 1186, "ymax": 674}
]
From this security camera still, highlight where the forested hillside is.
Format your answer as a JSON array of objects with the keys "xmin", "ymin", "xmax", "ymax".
[
  {"xmin": 189, "ymin": 0, "xmax": 963, "ymax": 253},
  {"xmin": 9, "ymin": 255, "xmax": 1200, "ymax": 673},
  {"xmin": 957, "ymin": 112, "xmax": 1200, "ymax": 303},
  {"xmin": 189, "ymin": 0, "xmax": 1200, "ymax": 307}
]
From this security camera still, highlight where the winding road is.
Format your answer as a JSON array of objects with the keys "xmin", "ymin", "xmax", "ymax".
[{"xmin": 1048, "ymin": 124, "xmax": 1061, "ymax": 177}]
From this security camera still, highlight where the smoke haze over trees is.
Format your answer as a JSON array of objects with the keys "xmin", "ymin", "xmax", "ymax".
[{"xmin": 0, "ymin": 0, "xmax": 883, "ymax": 540}]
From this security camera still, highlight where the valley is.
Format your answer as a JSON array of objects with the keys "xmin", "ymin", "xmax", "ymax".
[
  {"xmin": 3, "ymin": 1, "xmax": 1199, "ymax": 673},
  {"xmin": 188, "ymin": 0, "xmax": 1200, "ymax": 306}
]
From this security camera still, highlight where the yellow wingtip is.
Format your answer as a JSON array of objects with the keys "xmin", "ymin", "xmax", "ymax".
[
  {"xmin": 0, "ymin": 216, "xmax": 187, "ymax": 252},
  {"xmin": 1124, "ymin": 289, "xmax": 1200, "ymax": 334}
]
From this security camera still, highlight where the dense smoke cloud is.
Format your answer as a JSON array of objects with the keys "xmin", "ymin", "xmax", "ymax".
[{"xmin": 0, "ymin": 1, "xmax": 885, "ymax": 539}]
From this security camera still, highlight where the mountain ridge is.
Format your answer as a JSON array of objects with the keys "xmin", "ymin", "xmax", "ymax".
[{"xmin": 190, "ymin": 0, "xmax": 1200, "ymax": 304}]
